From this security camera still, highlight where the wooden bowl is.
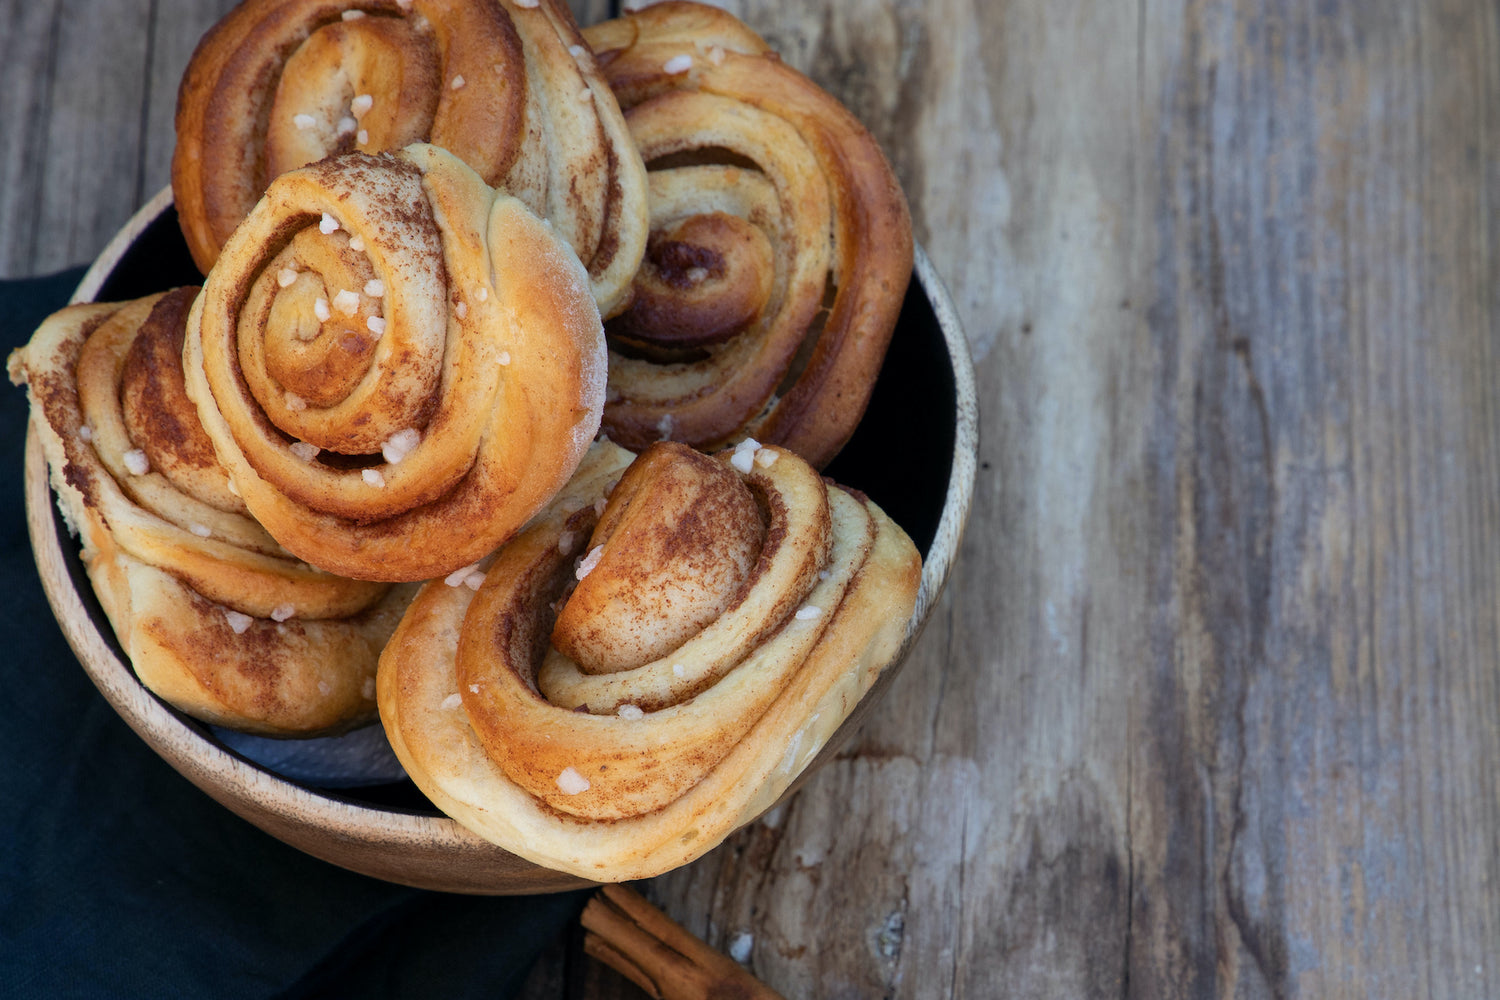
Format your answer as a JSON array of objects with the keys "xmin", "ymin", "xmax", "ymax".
[{"xmin": 25, "ymin": 188, "xmax": 978, "ymax": 893}]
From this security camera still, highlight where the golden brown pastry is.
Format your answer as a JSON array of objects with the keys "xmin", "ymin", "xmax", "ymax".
[
  {"xmin": 183, "ymin": 143, "xmax": 606, "ymax": 583},
  {"xmin": 9, "ymin": 290, "xmax": 413, "ymax": 736},
  {"xmin": 582, "ymin": 2, "xmax": 914, "ymax": 469},
  {"xmin": 172, "ymin": 0, "xmax": 648, "ymax": 317},
  {"xmin": 378, "ymin": 437, "xmax": 921, "ymax": 880}
]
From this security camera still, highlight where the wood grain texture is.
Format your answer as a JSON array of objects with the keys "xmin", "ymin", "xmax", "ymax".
[
  {"xmin": 523, "ymin": 0, "xmax": 1500, "ymax": 998},
  {"xmin": 5, "ymin": 0, "xmax": 1500, "ymax": 997}
]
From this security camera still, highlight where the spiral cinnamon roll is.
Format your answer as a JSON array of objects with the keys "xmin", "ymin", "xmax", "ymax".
[
  {"xmin": 378, "ymin": 438, "xmax": 921, "ymax": 880},
  {"xmin": 9, "ymin": 290, "xmax": 414, "ymax": 736},
  {"xmin": 582, "ymin": 2, "xmax": 913, "ymax": 469},
  {"xmin": 173, "ymin": 0, "xmax": 648, "ymax": 317},
  {"xmin": 183, "ymin": 144, "xmax": 606, "ymax": 583}
]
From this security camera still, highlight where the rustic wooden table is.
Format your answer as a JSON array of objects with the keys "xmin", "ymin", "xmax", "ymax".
[{"xmin": 5, "ymin": 0, "xmax": 1498, "ymax": 997}]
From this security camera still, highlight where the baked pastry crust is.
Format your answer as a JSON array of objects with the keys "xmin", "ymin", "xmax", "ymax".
[
  {"xmin": 9, "ymin": 291, "xmax": 412, "ymax": 736},
  {"xmin": 583, "ymin": 2, "xmax": 914, "ymax": 468},
  {"xmin": 183, "ymin": 144, "xmax": 606, "ymax": 582},
  {"xmin": 377, "ymin": 439, "xmax": 921, "ymax": 880},
  {"xmin": 173, "ymin": 0, "xmax": 647, "ymax": 316}
]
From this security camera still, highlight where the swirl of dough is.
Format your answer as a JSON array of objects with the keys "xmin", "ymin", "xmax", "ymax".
[
  {"xmin": 183, "ymin": 144, "xmax": 606, "ymax": 582},
  {"xmin": 8, "ymin": 290, "xmax": 412, "ymax": 736},
  {"xmin": 582, "ymin": 2, "xmax": 914, "ymax": 469},
  {"xmin": 173, "ymin": 0, "xmax": 648, "ymax": 316},
  {"xmin": 377, "ymin": 438, "xmax": 921, "ymax": 879}
]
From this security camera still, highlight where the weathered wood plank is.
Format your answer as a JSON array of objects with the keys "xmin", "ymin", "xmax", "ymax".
[
  {"xmin": 526, "ymin": 0, "xmax": 1500, "ymax": 998},
  {"xmin": 0, "ymin": 0, "xmax": 151, "ymax": 275},
  {"xmin": 0, "ymin": 1, "xmax": 63, "ymax": 273},
  {"xmin": 1126, "ymin": 2, "xmax": 1500, "ymax": 996}
]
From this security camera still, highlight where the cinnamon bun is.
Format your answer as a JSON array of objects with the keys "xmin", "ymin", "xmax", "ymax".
[
  {"xmin": 583, "ymin": 2, "xmax": 913, "ymax": 468},
  {"xmin": 183, "ymin": 144, "xmax": 607, "ymax": 582},
  {"xmin": 173, "ymin": 0, "xmax": 648, "ymax": 316},
  {"xmin": 378, "ymin": 438, "xmax": 921, "ymax": 879},
  {"xmin": 9, "ymin": 290, "xmax": 412, "ymax": 736}
]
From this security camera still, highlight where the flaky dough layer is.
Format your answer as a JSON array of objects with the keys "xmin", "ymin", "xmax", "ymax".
[
  {"xmin": 184, "ymin": 144, "xmax": 607, "ymax": 582},
  {"xmin": 10, "ymin": 292, "xmax": 412, "ymax": 736},
  {"xmin": 173, "ymin": 0, "xmax": 647, "ymax": 317},
  {"xmin": 378, "ymin": 439, "xmax": 920, "ymax": 880}
]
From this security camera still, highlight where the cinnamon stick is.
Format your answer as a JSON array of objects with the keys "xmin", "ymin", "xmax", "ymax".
[{"xmin": 580, "ymin": 884, "xmax": 785, "ymax": 999}]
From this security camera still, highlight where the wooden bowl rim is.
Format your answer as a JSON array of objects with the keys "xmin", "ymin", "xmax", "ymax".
[{"xmin": 25, "ymin": 188, "xmax": 978, "ymax": 892}]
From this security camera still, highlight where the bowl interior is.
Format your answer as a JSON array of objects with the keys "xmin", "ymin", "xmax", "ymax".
[{"xmin": 37, "ymin": 198, "xmax": 972, "ymax": 887}]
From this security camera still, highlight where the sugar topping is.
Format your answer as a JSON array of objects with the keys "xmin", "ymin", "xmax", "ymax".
[
  {"xmin": 277, "ymin": 267, "xmax": 298, "ymax": 287},
  {"xmin": 224, "ymin": 610, "xmax": 253, "ymax": 634},
  {"xmin": 686, "ymin": 266, "xmax": 709, "ymax": 283},
  {"xmin": 122, "ymin": 449, "xmax": 150, "ymax": 475},
  {"xmin": 514, "ymin": 0, "xmax": 540, "ymax": 7},
  {"xmin": 464, "ymin": 571, "xmax": 485, "ymax": 590},
  {"xmin": 319, "ymin": 213, "xmax": 339, "ymax": 234},
  {"xmin": 357, "ymin": 128, "xmax": 369, "ymax": 145},
  {"xmin": 189, "ymin": 523, "xmax": 212, "ymax": 538},
  {"xmin": 568, "ymin": 44, "xmax": 587, "ymax": 59},
  {"xmin": 341, "ymin": 9, "xmax": 366, "ymax": 20},
  {"xmin": 362, "ymin": 468, "xmax": 386, "ymax": 487},
  {"xmin": 450, "ymin": 74, "xmax": 466, "ymax": 90},
  {"xmin": 656, "ymin": 413, "xmax": 674, "ymax": 440},
  {"xmin": 575, "ymin": 544, "xmax": 605, "ymax": 580},
  {"xmin": 350, "ymin": 93, "xmax": 373, "ymax": 117},
  {"xmin": 455, "ymin": 301, "xmax": 468, "ymax": 319},
  {"xmin": 348, "ymin": 235, "xmax": 365, "ymax": 252},
  {"xmin": 754, "ymin": 447, "xmax": 779, "ymax": 468},
  {"xmin": 381, "ymin": 428, "xmax": 421, "ymax": 464},
  {"xmin": 593, "ymin": 497, "xmax": 607, "ymax": 516},
  {"xmin": 672, "ymin": 663, "xmax": 685, "ymax": 677},
  {"xmin": 663, "ymin": 54, "xmax": 693, "ymax": 74},
  {"xmin": 317, "ymin": 680, "xmax": 332, "ymax": 696},
  {"xmin": 270, "ymin": 603, "xmax": 296, "ymax": 622},
  {"xmin": 557, "ymin": 530, "xmax": 578, "ymax": 554},
  {"xmin": 730, "ymin": 437, "xmax": 760, "ymax": 473},
  {"xmin": 469, "ymin": 684, "xmax": 480, "ymax": 694},
  {"xmin": 364, "ymin": 278, "xmax": 384, "ymax": 297},
  {"xmin": 440, "ymin": 693, "xmax": 462, "ymax": 710},
  {"xmin": 617, "ymin": 704, "xmax": 644, "ymax": 720},
  {"xmin": 337, "ymin": 116, "xmax": 357, "ymax": 135},
  {"xmin": 333, "ymin": 289, "xmax": 360, "ymax": 315},
  {"xmin": 281, "ymin": 390, "xmax": 304, "ymax": 414},
  {"xmin": 556, "ymin": 767, "xmax": 591, "ymax": 795},
  {"xmin": 475, "ymin": 286, "xmax": 488, "ymax": 302},
  {"xmin": 795, "ymin": 605, "xmax": 823, "ymax": 621},
  {"xmin": 367, "ymin": 315, "xmax": 387, "ymax": 336},
  {"xmin": 444, "ymin": 562, "xmax": 482, "ymax": 587},
  {"xmin": 496, "ymin": 350, "xmax": 511, "ymax": 366},
  {"xmin": 313, "ymin": 298, "xmax": 331, "ymax": 322},
  {"xmin": 293, "ymin": 113, "xmax": 316, "ymax": 130},
  {"xmin": 78, "ymin": 424, "xmax": 93, "ymax": 442},
  {"xmin": 708, "ymin": 44, "xmax": 726, "ymax": 65},
  {"xmin": 290, "ymin": 441, "xmax": 319, "ymax": 462}
]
